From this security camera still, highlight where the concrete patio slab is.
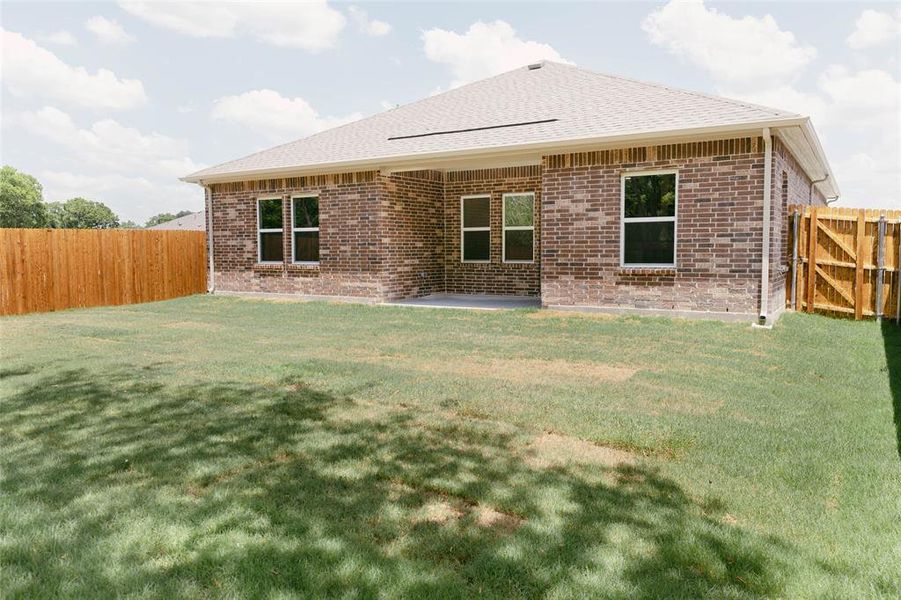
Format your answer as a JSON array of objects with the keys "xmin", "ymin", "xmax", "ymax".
[{"xmin": 385, "ymin": 294, "xmax": 541, "ymax": 311}]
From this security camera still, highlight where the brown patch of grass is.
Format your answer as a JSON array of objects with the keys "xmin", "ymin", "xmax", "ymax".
[
  {"xmin": 160, "ymin": 321, "xmax": 221, "ymax": 331},
  {"xmin": 524, "ymin": 432, "xmax": 636, "ymax": 469},
  {"xmin": 473, "ymin": 505, "xmax": 524, "ymax": 531},
  {"xmin": 193, "ymin": 451, "xmax": 296, "ymax": 494},
  {"xmin": 412, "ymin": 357, "xmax": 636, "ymax": 385},
  {"xmin": 629, "ymin": 382, "xmax": 724, "ymax": 416},
  {"xmin": 526, "ymin": 309, "xmax": 619, "ymax": 321},
  {"xmin": 308, "ymin": 348, "xmax": 637, "ymax": 385},
  {"xmin": 412, "ymin": 500, "xmax": 464, "ymax": 525},
  {"xmin": 392, "ymin": 477, "xmax": 525, "ymax": 532},
  {"xmin": 453, "ymin": 406, "xmax": 495, "ymax": 421}
]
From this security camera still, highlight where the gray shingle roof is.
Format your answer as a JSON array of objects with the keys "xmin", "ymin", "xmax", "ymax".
[
  {"xmin": 146, "ymin": 211, "xmax": 205, "ymax": 231},
  {"xmin": 184, "ymin": 61, "xmax": 807, "ymax": 183}
]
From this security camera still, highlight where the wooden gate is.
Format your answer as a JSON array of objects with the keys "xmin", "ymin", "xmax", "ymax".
[{"xmin": 787, "ymin": 205, "xmax": 901, "ymax": 320}]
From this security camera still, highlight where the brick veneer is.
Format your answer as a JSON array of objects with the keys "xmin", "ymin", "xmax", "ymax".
[
  {"xmin": 540, "ymin": 137, "xmax": 767, "ymax": 315},
  {"xmin": 207, "ymin": 135, "xmax": 819, "ymax": 317},
  {"xmin": 770, "ymin": 138, "xmax": 827, "ymax": 311},
  {"xmin": 209, "ymin": 172, "xmax": 385, "ymax": 298},
  {"xmin": 380, "ymin": 171, "xmax": 445, "ymax": 299},
  {"xmin": 444, "ymin": 166, "xmax": 542, "ymax": 297}
]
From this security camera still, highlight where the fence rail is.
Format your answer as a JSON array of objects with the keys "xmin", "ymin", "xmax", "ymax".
[
  {"xmin": 1, "ymin": 228, "xmax": 207, "ymax": 316},
  {"xmin": 787, "ymin": 205, "xmax": 901, "ymax": 320}
]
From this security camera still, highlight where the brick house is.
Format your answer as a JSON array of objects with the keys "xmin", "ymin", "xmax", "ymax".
[{"xmin": 184, "ymin": 62, "xmax": 837, "ymax": 323}]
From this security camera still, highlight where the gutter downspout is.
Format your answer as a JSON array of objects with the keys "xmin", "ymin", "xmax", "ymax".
[
  {"xmin": 204, "ymin": 184, "xmax": 215, "ymax": 293},
  {"xmin": 759, "ymin": 128, "xmax": 773, "ymax": 324},
  {"xmin": 809, "ymin": 174, "xmax": 829, "ymax": 204}
]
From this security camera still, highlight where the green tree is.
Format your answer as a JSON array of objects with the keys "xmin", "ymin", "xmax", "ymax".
[
  {"xmin": 0, "ymin": 166, "xmax": 49, "ymax": 228},
  {"xmin": 47, "ymin": 198, "xmax": 120, "ymax": 229},
  {"xmin": 119, "ymin": 220, "xmax": 141, "ymax": 229},
  {"xmin": 144, "ymin": 210, "xmax": 193, "ymax": 228}
]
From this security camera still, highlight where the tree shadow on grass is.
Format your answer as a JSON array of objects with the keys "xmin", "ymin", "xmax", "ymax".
[
  {"xmin": 881, "ymin": 321, "xmax": 901, "ymax": 459},
  {"xmin": 1, "ymin": 366, "xmax": 801, "ymax": 598}
]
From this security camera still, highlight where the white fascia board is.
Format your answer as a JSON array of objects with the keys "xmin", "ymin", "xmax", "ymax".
[{"xmin": 774, "ymin": 121, "xmax": 840, "ymax": 199}]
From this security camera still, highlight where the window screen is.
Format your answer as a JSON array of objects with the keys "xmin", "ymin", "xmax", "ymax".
[
  {"xmin": 503, "ymin": 193, "xmax": 534, "ymax": 262},
  {"xmin": 292, "ymin": 196, "xmax": 319, "ymax": 263},
  {"xmin": 258, "ymin": 198, "xmax": 284, "ymax": 262},
  {"xmin": 462, "ymin": 196, "xmax": 490, "ymax": 261},
  {"xmin": 622, "ymin": 173, "xmax": 676, "ymax": 266}
]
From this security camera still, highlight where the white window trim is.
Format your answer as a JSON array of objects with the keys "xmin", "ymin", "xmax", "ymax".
[
  {"xmin": 461, "ymin": 194, "xmax": 491, "ymax": 263},
  {"xmin": 291, "ymin": 195, "xmax": 320, "ymax": 265},
  {"xmin": 257, "ymin": 197, "xmax": 284, "ymax": 264},
  {"xmin": 502, "ymin": 192, "xmax": 535, "ymax": 264},
  {"xmin": 620, "ymin": 170, "xmax": 678, "ymax": 269}
]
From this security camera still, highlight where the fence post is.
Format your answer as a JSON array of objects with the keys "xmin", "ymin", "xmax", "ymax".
[
  {"xmin": 876, "ymin": 215, "xmax": 886, "ymax": 321},
  {"xmin": 854, "ymin": 209, "xmax": 865, "ymax": 320},
  {"xmin": 893, "ymin": 219, "xmax": 901, "ymax": 325},
  {"xmin": 791, "ymin": 209, "xmax": 800, "ymax": 310},
  {"xmin": 806, "ymin": 207, "xmax": 818, "ymax": 313}
]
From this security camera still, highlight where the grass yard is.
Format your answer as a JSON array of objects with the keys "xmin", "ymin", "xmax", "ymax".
[{"xmin": 1, "ymin": 295, "xmax": 899, "ymax": 598}]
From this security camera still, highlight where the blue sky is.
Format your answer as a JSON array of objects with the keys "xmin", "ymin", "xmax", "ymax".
[{"xmin": 2, "ymin": 1, "xmax": 899, "ymax": 222}]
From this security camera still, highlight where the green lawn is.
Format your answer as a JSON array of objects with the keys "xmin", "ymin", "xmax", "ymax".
[{"xmin": 1, "ymin": 295, "xmax": 898, "ymax": 598}]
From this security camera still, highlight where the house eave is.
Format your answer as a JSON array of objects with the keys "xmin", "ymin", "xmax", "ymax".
[
  {"xmin": 774, "ymin": 120, "xmax": 840, "ymax": 199},
  {"xmin": 182, "ymin": 117, "xmax": 815, "ymax": 185}
]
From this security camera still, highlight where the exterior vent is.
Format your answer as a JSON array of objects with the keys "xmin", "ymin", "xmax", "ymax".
[
  {"xmin": 388, "ymin": 119, "xmax": 557, "ymax": 141},
  {"xmin": 527, "ymin": 62, "xmax": 543, "ymax": 70}
]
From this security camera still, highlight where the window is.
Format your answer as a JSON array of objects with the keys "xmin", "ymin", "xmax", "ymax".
[
  {"xmin": 292, "ymin": 195, "xmax": 319, "ymax": 263},
  {"xmin": 461, "ymin": 195, "xmax": 490, "ymax": 262},
  {"xmin": 621, "ymin": 171, "xmax": 677, "ymax": 267},
  {"xmin": 503, "ymin": 193, "xmax": 534, "ymax": 262},
  {"xmin": 257, "ymin": 198, "xmax": 284, "ymax": 263}
]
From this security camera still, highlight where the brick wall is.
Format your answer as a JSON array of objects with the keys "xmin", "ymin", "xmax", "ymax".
[
  {"xmin": 770, "ymin": 137, "xmax": 828, "ymax": 312},
  {"xmin": 541, "ymin": 138, "xmax": 766, "ymax": 315},
  {"xmin": 443, "ymin": 166, "xmax": 542, "ymax": 296},
  {"xmin": 208, "ymin": 135, "xmax": 821, "ymax": 318},
  {"xmin": 380, "ymin": 171, "xmax": 445, "ymax": 299},
  {"xmin": 209, "ymin": 173, "xmax": 386, "ymax": 298}
]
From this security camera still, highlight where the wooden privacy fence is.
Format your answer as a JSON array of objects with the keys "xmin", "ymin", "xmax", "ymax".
[
  {"xmin": 786, "ymin": 205, "xmax": 901, "ymax": 321},
  {"xmin": 1, "ymin": 228, "xmax": 207, "ymax": 316}
]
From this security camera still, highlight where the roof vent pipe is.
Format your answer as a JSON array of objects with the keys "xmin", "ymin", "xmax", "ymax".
[{"xmin": 527, "ymin": 62, "xmax": 543, "ymax": 70}]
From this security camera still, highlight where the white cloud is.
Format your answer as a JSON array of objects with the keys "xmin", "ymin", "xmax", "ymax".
[
  {"xmin": 85, "ymin": 15, "xmax": 136, "ymax": 45},
  {"xmin": 40, "ymin": 170, "xmax": 205, "ymax": 223},
  {"xmin": 639, "ymin": 2, "xmax": 899, "ymax": 208},
  {"xmin": 211, "ymin": 89, "xmax": 362, "ymax": 141},
  {"xmin": 16, "ymin": 107, "xmax": 202, "ymax": 178},
  {"xmin": 422, "ymin": 20, "xmax": 572, "ymax": 88},
  {"xmin": 119, "ymin": 1, "xmax": 345, "ymax": 51},
  {"xmin": 39, "ymin": 30, "xmax": 77, "ymax": 45},
  {"xmin": 847, "ymin": 9, "xmax": 901, "ymax": 50},
  {"xmin": 642, "ymin": 0, "xmax": 816, "ymax": 89},
  {"xmin": 348, "ymin": 6, "xmax": 391, "ymax": 36},
  {"xmin": 726, "ymin": 66, "xmax": 900, "ymax": 129},
  {"xmin": 832, "ymin": 145, "xmax": 901, "ymax": 209},
  {"xmin": 818, "ymin": 66, "xmax": 901, "ymax": 128},
  {"xmin": 720, "ymin": 85, "xmax": 828, "ymax": 123},
  {"xmin": 1, "ymin": 30, "xmax": 146, "ymax": 109},
  {"xmin": 716, "ymin": 64, "xmax": 901, "ymax": 206}
]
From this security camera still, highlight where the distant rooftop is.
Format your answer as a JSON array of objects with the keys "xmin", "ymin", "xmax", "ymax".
[{"xmin": 146, "ymin": 211, "xmax": 205, "ymax": 231}]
